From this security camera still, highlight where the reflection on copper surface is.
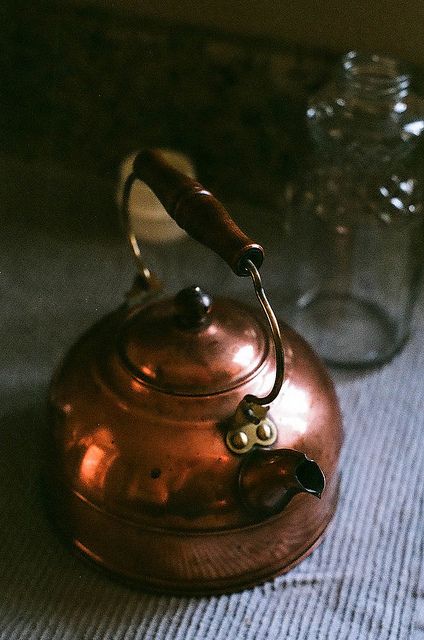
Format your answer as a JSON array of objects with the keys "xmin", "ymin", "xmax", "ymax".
[
  {"xmin": 232, "ymin": 344, "xmax": 255, "ymax": 367},
  {"xmin": 278, "ymin": 384, "xmax": 310, "ymax": 435},
  {"xmin": 206, "ymin": 324, "xmax": 218, "ymax": 336},
  {"xmin": 257, "ymin": 368, "xmax": 275, "ymax": 397},
  {"xmin": 139, "ymin": 364, "xmax": 156, "ymax": 379},
  {"xmin": 78, "ymin": 427, "xmax": 118, "ymax": 492},
  {"xmin": 80, "ymin": 444, "xmax": 106, "ymax": 485}
]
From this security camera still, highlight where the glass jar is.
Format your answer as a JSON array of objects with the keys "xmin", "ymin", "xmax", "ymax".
[{"xmin": 287, "ymin": 51, "xmax": 424, "ymax": 368}]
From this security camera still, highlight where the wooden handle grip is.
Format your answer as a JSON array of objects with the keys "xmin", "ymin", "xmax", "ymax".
[{"xmin": 132, "ymin": 149, "xmax": 264, "ymax": 276}]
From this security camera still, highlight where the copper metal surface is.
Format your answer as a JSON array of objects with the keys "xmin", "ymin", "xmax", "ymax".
[
  {"xmin": 239, "ymin": 448, "xmax": 325, "ymax": 516},
  {"xmin": 116, "ymin": 296, "xmax": 267, "ymax": 395},
  {"xmin": 46, "ymin": 149, "xmax": 343, "ymax": 594},
  {"xmin": 47, "ymin": 302, "xmax": 342, "ymax": 594}
]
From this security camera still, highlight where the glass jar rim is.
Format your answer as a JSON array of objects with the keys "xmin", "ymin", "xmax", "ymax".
[{"xmin": 341, "ymin": 50, "xmax": 410, "ymax": 96}]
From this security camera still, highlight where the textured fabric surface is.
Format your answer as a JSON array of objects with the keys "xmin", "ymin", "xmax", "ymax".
[{"xmin": 0, "ymin": 158, "xmax": 423, "ymax": 639}]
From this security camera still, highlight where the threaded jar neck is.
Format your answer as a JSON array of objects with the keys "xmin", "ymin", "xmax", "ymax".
[{"xmin": 342, "ymin": 51, "xmax": 410, "ymax": 101}]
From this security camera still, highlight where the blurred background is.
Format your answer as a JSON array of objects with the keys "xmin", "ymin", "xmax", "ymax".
[{"xmin": 3, "ymin": 0, "xmax": 424, "ymax": 212}]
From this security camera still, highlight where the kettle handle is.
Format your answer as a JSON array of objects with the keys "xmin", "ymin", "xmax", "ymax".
[
  {"xmin": 130, "ymin": 149, "xmax": 264, "ymax": 277},
  {"xmin": 123, "ymin": 149, "xmax": 284, "ymax": 410}
]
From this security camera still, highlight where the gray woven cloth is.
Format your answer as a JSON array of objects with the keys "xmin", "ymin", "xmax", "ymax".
[{"xmin": 1, "ymin": 158, "xmax": 423, "ymax": 640}]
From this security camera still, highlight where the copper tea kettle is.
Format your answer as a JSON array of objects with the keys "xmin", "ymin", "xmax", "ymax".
[{"xmin": 47, "ymin": 149, "xmax": 343, "ymax": 595}]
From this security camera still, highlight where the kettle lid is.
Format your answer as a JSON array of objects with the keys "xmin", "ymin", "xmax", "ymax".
[{"xmin": 117, "ymin": 286, "xmax": 269, "ymax": 395}]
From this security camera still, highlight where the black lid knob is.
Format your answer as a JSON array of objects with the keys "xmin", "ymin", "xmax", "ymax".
[{"xmin": 174, "ymin": 286, "xmax": 212, "ymax": 329}]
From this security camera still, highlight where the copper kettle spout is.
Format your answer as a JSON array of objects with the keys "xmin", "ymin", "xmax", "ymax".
[{"xmin": 239, "ymin": 449, "xmax": 325, "ymax": 518}]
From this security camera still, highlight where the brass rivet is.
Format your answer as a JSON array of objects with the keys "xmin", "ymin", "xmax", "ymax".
[
  {"xmin": 256, "ymin": 422, "xmax": 272, "ymax": 441},
  {"xmin": 231, "ymin": 431, "xmax": 249, "ymax": 449}
]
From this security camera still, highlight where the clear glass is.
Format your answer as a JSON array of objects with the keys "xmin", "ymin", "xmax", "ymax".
[{"xmin": 286, "ymin": 51, "xmax": 424, "ymax": 368}]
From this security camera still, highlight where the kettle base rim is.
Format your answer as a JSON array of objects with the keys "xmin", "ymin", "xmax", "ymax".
[{"xmin": 46, "ymin": 476, "xmax": 340, "ymax": 596}]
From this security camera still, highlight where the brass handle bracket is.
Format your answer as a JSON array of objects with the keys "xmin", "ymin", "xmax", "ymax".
[
  {"xmin": 226, "ymin": 258, "xmax": 285, "ymax": 454},
  {"xmin": 226, "ymin": 400, "xmax": 277, "ymax": 454},
  {"xmin": 121, "ymin": 171, "xmax": 164, "ymax": 306},
  {"xmin": 242, "ymin": 258, "xmax": 285, "ymax": 407}
]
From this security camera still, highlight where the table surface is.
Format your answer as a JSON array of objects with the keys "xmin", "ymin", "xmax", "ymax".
[{"xmin": 1, "ymin": 157, "xmax": 423, "ymax": 640}]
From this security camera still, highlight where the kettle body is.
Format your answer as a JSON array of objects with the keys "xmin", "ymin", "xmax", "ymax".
[{"xmin": 46, "ymin": 150, "xmax": 343, "ymax": 595}]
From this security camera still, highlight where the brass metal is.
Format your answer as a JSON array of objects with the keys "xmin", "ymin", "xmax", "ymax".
[
  {"xmin": 121, "ymin": 171, "xmax": 163, "ymax": 294},
  {"xmin": 46, "ymin": 149, "xmax": 343, "ymax": 595},
  {"xmin": 225, "ymin": 402, "xmax": 277, "ymax": 455},
  {"xmin": 256, "ymin": 422, "xmax": 272, "ymax": 441},
  {"xmin": 243, "ymin": 259, "xmax": 285, "ymax": 406},
  {"xmin": 223, "ymin": 257, "xmax": 285, "ymax": 451},
  {"xmin": 230, "ymin": 432, "xmax": 249, "ymax": 450}
]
